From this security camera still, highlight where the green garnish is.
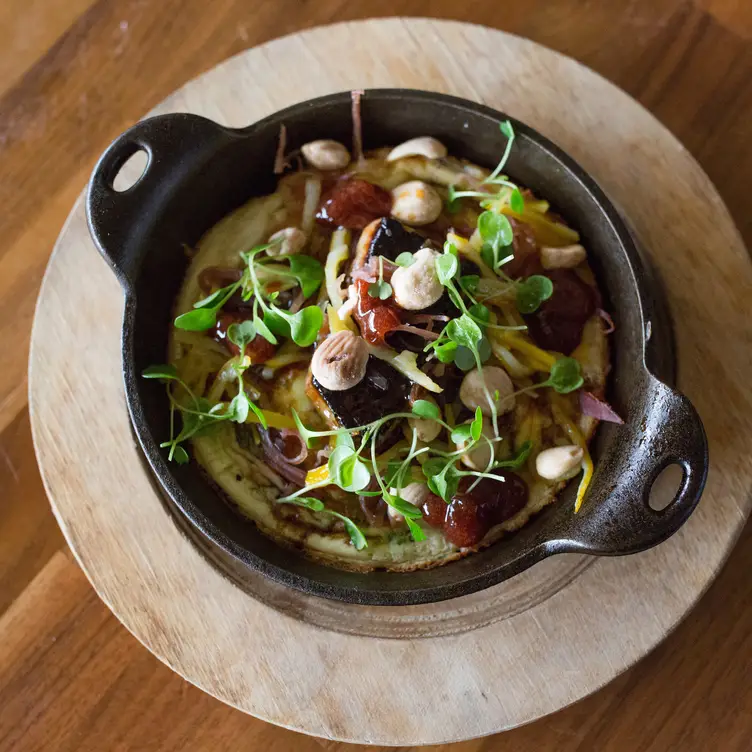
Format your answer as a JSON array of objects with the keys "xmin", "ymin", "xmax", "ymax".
[
  {"xmin": 280, "ymin": 496, "xmax": 366, "ymax": 550},
  {"xmin": 368, "ymin": 255, "xmax": 393, "ymax": 300},
  {"xmin": 516, "ymin": 275, "xmax": 554, "ymax": 314},
  {"xmin": 394, "ymin": 251, "xmax": 416, "ymax": 267},
  {"xmin": 173, "ymin": 243, "xmax": 325, "ymax": 348}
]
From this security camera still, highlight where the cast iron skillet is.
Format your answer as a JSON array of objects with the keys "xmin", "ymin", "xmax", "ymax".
[{"xmin": 86, "ymin": 89, "xmax": 708, "ymax": 606}]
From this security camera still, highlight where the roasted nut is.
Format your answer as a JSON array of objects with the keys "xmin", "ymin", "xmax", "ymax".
[
  {"xmin": 387, "ymin": 482, "xmax": 430, "ymax": 522},
  {"xmin": 311, "ymin": 330, "xmax": 368, "ymax": 391},
  {"xmin": 390, "ymin": 181, "xmax": 442, "ymax": 226},
  {"xmin": 301, "ymin": 139, "xmax": 351, "ymax": 170},
  {"xmin": 267, "ymin": 227, "xmax": 307, "ymax": 256},
  {"xmin": 391, "ymin": 246, "xmax": 444, "ymax": 310},
  {"xmin": 459, "ymin": 367, "xmax": 515, "ymax": 416},
  {"xmin": 458, "ymin": 424, "xmax": 495, "ymax": 470},
  {"xmin": 387, "ymin": 137, "xmax": 448, "ymax": 162},
  {"xmin": 535, "ymin": 445, "xmax": 584, "ymax": 481},
  {"xmin": 540, "ymin": 244, "xmax": 587, "ymax": 270},
  {"xmin": 408, "ymin": 395, "xmax": 442, "ymax": 442}
]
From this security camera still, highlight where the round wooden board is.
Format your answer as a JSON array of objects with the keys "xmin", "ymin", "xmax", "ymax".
[{"xmin": 29, "ymin": 18, "xmax": 752, "ymax": 746}]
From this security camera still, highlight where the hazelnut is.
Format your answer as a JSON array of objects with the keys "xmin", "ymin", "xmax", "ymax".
[
  {"xmin": 387, "ymin": 482, "xmax": 430, "ymax": 523},
  {"xmin": 391, "ymin": 247, "xmax": 444, "ymax": 310},
  {"xmin": 540, "ymin": 244, "xmax": 587, "ymax": 270},
  {"xmin": 267, "ymin": 227, "xmax": 307, "ymax": 256},
  {"xmin": 390, "ymin": 181, "xmax": 442, "ymax": 226},
  {"xmin": 311, "ymin": 330, "xmax": 368, "ymax": 391},
  {"xmin": 459, "ymin": 367, "xmax": 515, "ymax": 416},
  {"xmin": 300, "ymin": 140, "xmax": 351, "ymax": 170},
  {"xmin": 387, "ymin": 136, "xmax": 448, "ymax": 162},
  {"xmin": 535, "ymin": 445, "xmax": 584, "ymax": 481}
]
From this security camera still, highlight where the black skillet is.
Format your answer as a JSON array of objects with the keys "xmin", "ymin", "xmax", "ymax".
[{"xmin": 86, "ymin": 90, "xmax": 708, "ymax": 606}]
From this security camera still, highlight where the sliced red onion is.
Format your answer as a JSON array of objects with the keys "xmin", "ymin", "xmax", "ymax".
[
  {"xmin": 289, "ymin": 288, "xmax": 306, "ymax": 314},
  {"xmin": 392, "ymin": 324, "xmax": 440, "ymax": 341},
  {"xmin": 273, "ymin": 124, "xmax": 287, "ymax": 175},
  {"xmin": 596, "ymin": 308, "xmax": 616, "ymax": 334},
  {"xmin": 258, "ymin": 428, "xmax": 307, "ymax": 485},
  {"xmin": 580, "ymin": 391, "xmax": 624, "ymax": 424}
]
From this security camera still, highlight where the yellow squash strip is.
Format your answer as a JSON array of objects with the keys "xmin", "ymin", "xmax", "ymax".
[
  {"xmin": 549, "ymin": 393, "xmax": 593, "ymax": 512},
  {"xmin": 245, "ymin": 410, "xmax": 297, "ymax": 430},
  {"xmin": 500, "ymin": 206, "xmax": 580, "ymax": 247},
  {"xmin": 492, "ymin": 331, "xmax": 557, "ymax": 372},
  {"xmin": 327, "ymin": 304, "xmax": 357, "ymax": 334},
  {"xmin": 325, "ymin": 228, "xmax": 351, "ymax": 307}
]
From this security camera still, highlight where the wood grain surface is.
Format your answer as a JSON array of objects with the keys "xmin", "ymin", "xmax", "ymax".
[{"xmin": 2, "ymin": 2, "xmax": 751, "ymax": 750}]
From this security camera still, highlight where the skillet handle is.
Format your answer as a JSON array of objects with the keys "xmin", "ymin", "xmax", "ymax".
[
  {"xmin": 552, "ymin": 378, "xmax": 708, "ymax": 556},
  {"xmin": 86, "ymin": 113, "xmax": 231, "ymax": 291}
]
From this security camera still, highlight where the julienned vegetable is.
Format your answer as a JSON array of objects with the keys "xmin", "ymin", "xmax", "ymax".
[{"xmin": 146, "ymin": 112, "xmax": 617, "ymax": 571}]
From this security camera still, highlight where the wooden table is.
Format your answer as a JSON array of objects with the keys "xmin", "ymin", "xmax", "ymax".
[{"xmin": 1, "ymin": 2, "xmax": 750, "ymax": 750}]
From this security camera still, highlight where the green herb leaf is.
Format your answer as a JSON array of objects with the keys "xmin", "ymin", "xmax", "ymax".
[
  {"xmin": 395, "ymin": 252, "xmax": 416, "ymax": 267},
  {"xmin": 142, "ymin": 364, "xmax": 178, "ymax": 381},
  {"xmin": 227, "ymin": 320, "xmax": 257, "ymax": 351},
  {"xmin": 516, "ymin": 275, "xmax": 554, "ymax": 314},
  {"xmin": 193, "ymin": 283, "xmax": 236, "ymax": 310},
  {"xmin": 493, "ymin": 441, "xmax": 533, "ymax": 470},
  {"xmin": 453, "ymin": 346, "xmax": 476, "ymax": 371},
  {"xmin": 335, "ymin": 432, "xmax": 355, "ymax": 449},
  {"xmin": 292, "ymin": 408, "xmax": 318, "ymax": 447},
  {"xmin": 288, "ymin": 305, "xmax": 324, "ymax": 346},
  {"xmin": 547, "ymin": 357, "xmax": 584, "ymax": 394},
  {"xmin": 468, "ymin": 303, "xmax": 490, "ymax": 327},
  {"xmin": 459, "ymin": 274, "xmax": 480, "ymax": 294},
  {"xmin": 328, "ymin": 446, "xmax": 371, "ymax": 493},
  {"xmin": 434, "ymin": 340, "xmax": 458, "ymax": 363},
  {"xmin": 383, "ymin": 460, "xmax": 407, "ymax": 488},
  {"xmin": 388, "ymin": 496, "xmax": 423, "ymax": 519},
  {"xmin": 272, "ymin": 305, "xmax": 323, "ymax": 347},
  {"xmin": 405, "ymin": 516, "xmax": 426, "ymax": 542},
  {"xmin": 368, "ymin": 280, "xmax": 393, "ymax": 300},
  {"xmin": 450, "ymin": 423, "xmax": 473, "ymax": 443},
  {"xmin": 174, "ymin": 307, "xmax": 219, "ymax": 331},
  {"xmin": 509, "ymin": 187, "xmax": 525, "ymax": 213},
  {"xmin": 248, "ymin": 400, "xmax": 268, "ymax": 429},
  {"xmin": 328, "ymin": 511, "xmax": 368, "ymax": 550},
  {"xmin": 470, "ymin": 407, "xmax": 483, "ymax": 441},
  {"xmin": 477, "ymin": 336, "xmax": 492, "ymax": 363},
  {"xmin": 172, "ymin": 445, "xmax": 190, "ymax": 464},
  {"xmin": 228, "ymin": 392, "xmax": 250, "ymax": 423},
  {"xmin": 286, "ymin": 496, "xmax": 326, "ymax": 512},
  {"xmin": 288, "ymin": 255, "xmax": 325, "ymax": 298},
  {"xmin": 255, "ymin": 312, "xmax": 280, "ymax": 344},
  {"xmin": 435, "ymin": 253, "xmax": 459, "ymax": 285},
  {"xmin": 478, "ymin": 210, "xmax": 514, "ymax": 247},
  {"xmin": 412, "ymin": 400, "xmax": 440, "ymax": 420},
  {"xmin": 446, "ymin": 314, "xmax": 483, "ymax": 351}
]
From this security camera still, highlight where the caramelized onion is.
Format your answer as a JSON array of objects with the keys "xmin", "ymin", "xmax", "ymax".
[
  {"xmin": 258, "ymin": 428, "xmax": 307, "ymax": 485},
  {"xmin": 392, "ymin": 324, "xmax": 440, "ymax": 340}
]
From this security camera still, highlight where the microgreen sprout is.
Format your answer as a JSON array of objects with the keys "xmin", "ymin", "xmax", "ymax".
[
  {"xmin": 142, "ymin": 357, "xmax": 266, "ymax": 463},
  {"xmin": 173, "ymin": 243, "xmax": 325, "ymax": 348},
  {"xmin": 394, "ymin": 251, "xmax": 416, "ymax": 267},
  {"xmin": 368, "ymin": 255, "xmax": 393, "ymax": 300}
]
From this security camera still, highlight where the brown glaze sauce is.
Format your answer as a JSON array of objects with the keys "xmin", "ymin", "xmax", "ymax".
[
  {"xmin": 524, "ymin": 269, "xmax": 595, "ymax": 354},
  {"xmin": 421, "ymin": 472, "xmax": 529, "ymax": 548},
  {"xmin": 352, "ymin": 278, "xmax": 402, "ymax": 346},
  {"xmin": 316, "ymin": 178, "xmax": 393, "ymax": 230}
]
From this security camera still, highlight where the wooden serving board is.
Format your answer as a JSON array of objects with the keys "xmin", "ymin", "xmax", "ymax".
[{"xmin": 28, "ymin": 18, "xmax": 752, "ymax": 746}]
